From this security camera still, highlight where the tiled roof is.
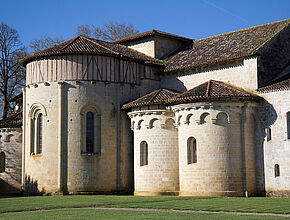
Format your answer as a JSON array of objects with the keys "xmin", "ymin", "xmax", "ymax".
[
  {"xmin": 167, "ymin": 80, "xmax": 260, "ymax": 104},
  {"xmin": 0, "ymin": 112, "xmax": 22, "ymax": 128},
  {"xmin": 257, "ymin": 78, "xmax": 290, "ymax": 93},
  {"xmin": 122, "ymin": 88, "xmax": 180, "ymax": 109},
  {"xmin": 112, "ymin": 29, "xmax": 192, "ymax": 44},
  {"xmin": 20, "ymin": 36, "xmax": 163, "ymax": 66},
  {"xmin": 165, "ymin": 19, "xmax": 290, "ymax": 72}
]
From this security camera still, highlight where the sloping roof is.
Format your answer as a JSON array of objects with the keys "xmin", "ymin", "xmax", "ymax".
[
  {"xmin": 167, "ymin": 80, "xmax": 260, "ymax": 104},
  {"xmin": 165, "ymin": 19, "xmax": 290, "ymax": 72},
  {"xmin": 122, "ymin": 88, "xmax": 180, "ymax": 109},
  {"xmin": 257, "ymin": 78, "xmax": 290, "ymax": 93},
  {"xmin": 20, "ymin": 36, "xmax": 163, "ymax": 67},
  {"xmin": 112, "ymin": 29, "xmax": 192, "ymax": 44},
  {"xmin": 0, "ymin": 112, "xmax": 22, "ymax": 128}
]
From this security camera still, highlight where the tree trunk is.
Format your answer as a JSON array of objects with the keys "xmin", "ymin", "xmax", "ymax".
[{"xmin": 2, "ymin": 94, "xmax": 9, "ymax": 119}]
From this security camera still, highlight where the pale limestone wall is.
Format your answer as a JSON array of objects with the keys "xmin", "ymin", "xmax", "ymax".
[
  {"xmin": 257, "ymin": 25, "xmax": 290, "ymax": 87},
  {"xmin": 65, "ymin": 81, "xmax": 117, "ymax": 193},
  {"xmin": 161, "ymin": 57, "xmax": 258, "ymax": 92},
  {"xmin": 128, "ymin": 39, "xmax": 155, "ymax": 58},
  {"xmin": 154, "ymin": 36, "xmax": 188, "ymax": 59},
  {"xmin": 172, "ymin": 102, "xmax": 257, "ymax": 196},
  {"xmin": 23, "ymin": 54, "xmax": 161, "ymax": 194},
  {"xmin": 24, "ymin": 83, "xmax": 60, "ymax": 194},
  {"xmin": 24, "ymin": 81, "xmax": 157, "ymax": 194},
  {"xmin": 244, "ymin": 109, "xmax": 258, "ymax": 194},
  {"xmin": 129, "ymin": 109, "xmax": 179, "ymax": 195},
  {"xmin": 24, "ymin": 81, "xmax": 122, "ymax": 194},
  {"xmin": 258, "ymin": 89, "xmax": 290, "ymax": 197},
  {"xmin": 0, "ymin": 129, "xmax": 22, "ymax": 194},
  {"xmin": 127, "ymin": 36, "xmax": 188, "ymax": 59}
]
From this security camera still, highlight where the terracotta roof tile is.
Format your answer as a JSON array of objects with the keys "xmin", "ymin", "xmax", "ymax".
[
  {"xmin": 20, "ymin": 36, "xmax": 163, "ymax": 67},
  {"xmin": 112, "ymin": 29, "xmax": 192, "ymax": 44},
  {"xmin": 165, "ymin": 19, "xmax": 290, "ymax": 72},
  {"xmin": 122, "ymin": 88, "xmax": 180, "ymax": 109},
  {"xmin": 257, "ymin": 78, "xmax": 290, "ymax": 93},
  {"xmin": 0, "ymin": 112, "xmax": 22, "ymax": 128},
  {"xmin": 167, "ymin": 80, "xmax": 260, "ymax": 104}
]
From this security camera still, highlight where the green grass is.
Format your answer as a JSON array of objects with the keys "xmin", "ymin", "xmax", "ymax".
[
  {"xmin": 0, "ymin": 208, "xmax": 289, "ymax": 220},
  {"xmin": 0, "ymin": 195, "xmax": 187, "ymax": 213},
  {"xmin": 107, "ymin": 197, "xmax": 290, "ymax": 214},
  {"xmin": 0, "ymin": 195, "xmax": 290, "ymax": 219}
]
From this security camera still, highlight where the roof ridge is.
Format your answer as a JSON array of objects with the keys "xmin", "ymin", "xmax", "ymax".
[
  {"xmin": 149, "ymin": 89, "xmax": 163, "ymax": 103},
  {"xmin": 166, "ymin": 80, "xmax": 260, "ymax": 105},
  {"xmin": 112, "ymin": 29, "xmax": 192, "ymax": 43},
  {"xmin": 60, "ymin": 36, "xmax": 80, "ymax": 51},
  {"xmin": 206, "ymin": 80, "xmax": 211, "ymax": 97},
  {"xmin": 250, "ymin": 21, "xmax": 290, "ymax": 55},
  {"xmin": 195, "ymin": 18, "xmax": 290, "ymax": 42},
  {"xmin": 124, "ymin": 89, "xmax": 160, "ymax": 107},
  {"xmin": 81, "ymin": 36, "xmax": 120, "ymax": 55}
]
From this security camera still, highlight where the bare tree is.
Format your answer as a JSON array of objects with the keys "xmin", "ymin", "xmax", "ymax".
[
  {"xmin": 0, "ymin": 22, "xmax": 26, "ymax": 119},
  {"xmin": 29, "ymin": 21, "xmax": 138, "ymax": 54},
  {"xmin": 30, "ymin": 35, "xmax": 64, "ymax": 53},
  {"xmin": 77, "ymin": 21, "xmax": 139, "ymax": 41}
]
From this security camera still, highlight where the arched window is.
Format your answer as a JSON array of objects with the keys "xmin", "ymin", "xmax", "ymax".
[
  {"xmin": 287, "ymin": 112, "xmax": 290, "ymax": 139},
  {"xmin": 266, "ymin": 127, "xmax": 271, "ymax": 142},
  {"xmin": 187, "ymin": 137, "xmax": 197, "ymax": 164},
  {"xmin": 0, "ymin": 152, "xmax": 5, "ymax": 172},
  {"xmin": 81, "ymin": 105, "xmax": 101, "ymax": 155},
  {"xmin": 274, "ymin": 164, "xmax": 280, "ymax": 177},
  {"xmin": 29, "ymin": 104, "xmax": 47, "ymax": 156},
  {"xmin": 30, "ymin": 118, "xmax": 35, "ymax": 154},
  {"xmin": 36, "ymin": 113, "xmax": 43, "ymax": 154},
  {"xmin": 86, "ymin": 112, "xmax": 94, "ymax": 153},
  {"xmin": 31, "ymin": 112, "xmax": 44, "ymax": 155},
  {"xmin": 140, "ymin": 141, "xmax": 148, "ymax": 166}
]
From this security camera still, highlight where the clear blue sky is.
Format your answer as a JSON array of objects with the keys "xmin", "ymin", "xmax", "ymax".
[{"xmin": 1, "ymin": 0, "xmax": 289, "ymax": 49}]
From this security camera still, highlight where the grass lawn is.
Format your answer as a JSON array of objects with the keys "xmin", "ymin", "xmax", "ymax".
[
  {"xmin": 0, "ymin": 208, "xmax": 289, "ymax": 220},
  {"xmin": 0, "ymin": 195, "xmax": 290, "ymax": 219}
]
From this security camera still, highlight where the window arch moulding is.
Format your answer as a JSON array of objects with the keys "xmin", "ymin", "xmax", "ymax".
[
  {"xmin": 28, "ymin": 103, "xmax": 47, "ymax": 157},
  {"xmin": 80, "ymin": 104, "xmax": 102, "ymax": 155}
]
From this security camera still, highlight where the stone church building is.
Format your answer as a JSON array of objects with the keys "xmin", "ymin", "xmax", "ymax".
[{"xmin": 0, "ymin": 19, "xmax": 289, "ymax": 197}]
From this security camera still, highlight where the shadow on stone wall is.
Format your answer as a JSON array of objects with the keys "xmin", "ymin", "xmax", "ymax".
[
  {"xmin": 161, "ymin": 75, "xmax": 187, "ymax": 93},
  {"xmin": 255, "ymin": 99, "xmax": 278, "ymax": 196},
  {"xmin": 0, "ymin": 178, "xmax": 21, "ymax": 196},
  {"xmin": 23, "ymin": 175, "xmax": 45, "ymax": 196}
]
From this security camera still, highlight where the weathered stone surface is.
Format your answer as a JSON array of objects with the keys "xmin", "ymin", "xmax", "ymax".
[{"xmin": 0, "ymin": 128, "xmax": 22, "ymax": 195}]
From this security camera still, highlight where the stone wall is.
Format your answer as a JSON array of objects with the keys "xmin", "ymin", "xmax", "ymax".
[
  {"xmin": 172, "ymin": 101, "xmax": 257, "ymax": 196},
  {"xmin": 128, "ymin": 39, "xmax": 155, "ymax": 58},
  {"xmin": 161, "ymin": 57, "xmax": 258, "ymax": 92},
  {"xmin": 154, "ymin": 36, "xmax": 188, "ymax": 59},
  {"xmin": 0, "ymin": 128, "xmax": 22, "ymax": 195},
  {"xmin": 258, "ymin": 89, "xmax": 290, "ymax": 197},
  {"xmin": 129, "ymin": 108, "xmax": 179, "ymax": 196},
  {"xmin": 24, "ymin": 83, "xmax": 60, "ymax": 194},
  {"xmin": 23, "ymin": 63, "xmax": 161, "ymax": 195},
  {"xmin": 127, "ymin": 36, "xmax": 189, "ymax": 59},
  {"xmin": 258, "ymin": 25, "xmax": 290, "ymax": 87}
]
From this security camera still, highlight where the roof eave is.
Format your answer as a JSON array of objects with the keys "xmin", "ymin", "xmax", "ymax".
[
  {"xmin": 163, "ymin": 55, "xmax": 258, "ymax": 74},
  {"xmin": 112, "ymin": 30, "xmax": 192, "ymax": 44},
  {"xmin": 20, "ymin": 52, "xmax": 165, "ymax": 68}
]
